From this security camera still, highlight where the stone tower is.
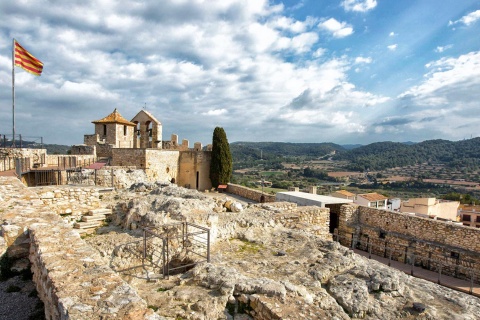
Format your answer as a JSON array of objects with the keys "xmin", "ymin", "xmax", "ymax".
[{"xmin": 91, "ymin": 108, "xmax": 136, "ymax": 148}]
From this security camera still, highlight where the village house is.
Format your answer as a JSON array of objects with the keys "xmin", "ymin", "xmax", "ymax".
[
  {"xmin": 399, "ymin": 198, "xmax": 459, "ymax": 221},
  {"xmin": 458, "ymin": 204, "xmax": 480, "ymax": 227},
  {"xmin": 355, "ymin": 192, "xmax": 388, "ymax": 209}
]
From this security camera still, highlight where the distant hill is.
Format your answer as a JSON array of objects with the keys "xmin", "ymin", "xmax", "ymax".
[
  {"xmin": 333, "ymin": 138, "xmax": 480, "ymax": 171},
  {"xmin": 1, "ymin": 140, "xmax": 71, "ymax": 155},
  {"xmin": 341, "ymin": 144, "xmax": 363, "ymax": 150},
  {"xmin": 230, "ymin": 141, "xmax": 346, "ymax": 162}
]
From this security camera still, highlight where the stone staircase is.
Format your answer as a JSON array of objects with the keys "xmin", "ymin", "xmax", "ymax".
[{"xmin": 74, "ymin": 208, "xmax": 112, "ymax": 234}]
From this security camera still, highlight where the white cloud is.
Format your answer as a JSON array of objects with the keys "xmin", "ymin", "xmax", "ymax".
[
  {"xmin": 435, "ymin": 45, "xmax": 453, "ymax": 53},
  {"xmin": 342, "ymin": 0, "xmax": 377, "ymax": 12},
  {"xmin": 318, "ymin": 18, "xmax": 354, "ymax": 38},
  {"xmin": 312, "ymin": 48, "xmax": 326, "ymax": 58},
  {"xmin": 449, "ymin": 10, "xmax": 480, "ymax": 26},
  {"xmin": 355, "ymin": 56, "xmax": 372, "ymax": 64},
  {"xmin": 202, "ymin": 109, "xmax": 228, "ymax": 116},
  {"xmin": 387, "ymin": 44, "xmax": 398, "ymax": 51},
  {"xmin": 399, "ymin": 51, "xmax": 480, "ymax": 107},
  {"xmin": 389, "ymin": 31, "xmax": 396, "ymax": 37}
]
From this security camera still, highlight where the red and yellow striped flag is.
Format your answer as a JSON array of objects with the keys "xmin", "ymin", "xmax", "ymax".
[{"xmin": 14, "ymin": 40, "xmax": 44, "ymax": 76}]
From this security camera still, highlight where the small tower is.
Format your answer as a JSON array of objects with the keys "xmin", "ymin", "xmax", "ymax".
[
  {"xmin": 131, "ymin": 110, "xmax": 162, "ymax": 149},
  {"xmin": 91, "ymin": 108, "xmax": 136, "ymax": 148}
]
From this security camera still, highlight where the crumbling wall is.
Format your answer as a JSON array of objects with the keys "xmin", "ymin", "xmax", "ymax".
[
  {"xmin": 0, "ymin": 177, "xmax": 159, "ymax": 320},
  {"xmin": 226, "ymin": 183, "xmax": 275, "ymax": 202}
]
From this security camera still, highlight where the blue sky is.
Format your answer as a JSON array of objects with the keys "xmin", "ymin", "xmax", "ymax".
[{"xmin": 0, "ymin": 0, "xmax": 479, "ymax": 146}]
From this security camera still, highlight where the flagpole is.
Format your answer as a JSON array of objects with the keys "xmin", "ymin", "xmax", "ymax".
[{"xmin": 12, "ymin": 38, "xmax": 16, "ymax": 147}]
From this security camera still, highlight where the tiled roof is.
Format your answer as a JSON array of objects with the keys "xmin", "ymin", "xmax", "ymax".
[
  {"xmin": 358, "ymin": 192, "xmax": 388, "ymax": 202},
  {"xmin": 335, "ymin": 190, "xmax": 355, "ymax": 197},
  {"xmin": 92, "ymin": 109, "xmax": 136, "ymax": 126}
]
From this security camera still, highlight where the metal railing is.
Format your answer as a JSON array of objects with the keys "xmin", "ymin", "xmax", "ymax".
[
  {"xmin": 142, "ymin": 222, "xmax": 210, "ymax": 279},
  {"xmin": 333, "ymin": 233, "xmax": 479, "ymax": 295}
]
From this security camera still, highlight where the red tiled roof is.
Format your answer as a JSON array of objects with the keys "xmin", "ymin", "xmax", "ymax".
[
  {"xmin": 92, "ymin": 109, "xmax": 136, "ymax": 126},
  {"xmin": 358, "ymin": 192, "xmax": 388, "ymax": 201}
]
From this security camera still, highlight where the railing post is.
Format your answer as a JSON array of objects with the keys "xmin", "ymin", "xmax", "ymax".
[
  {"xmin": 411, "ymin": 253, "xmax": 415, "ymax": 276},
  {"xmin": 470, "ymin": 269, "xmax": 474, "ymax": 295},
  {"xmin": 388, "ymin": 248, "xmax": 392, "ymax": 267},
  {"xmin": 162, "ymin": 238, "xmax": 167, "ymax": 278},
  {"xmin": 368, "ymin": 241, "xmax": 372, "ymax": 259},
  {"xmin": 438, "ymin": 263, "xmax": 442, "ymax": 284},
  {"xmin": 142, "ymin": 229, "xmax": 146, "ymax": 268},
  {"xmin": 207, "ymin": 229, "xmax": 211, "ymax": 263}
]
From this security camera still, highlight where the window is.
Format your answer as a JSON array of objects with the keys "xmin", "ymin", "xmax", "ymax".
[
  {"xmin": 124, "ymin": 125, "xmax": 127, "ymax": 136},
  {"xmin": 462, "ymin": 214, "xmax": 471, "ymax": 222},
  {"xmin": 103, "ymin": 125, "xmax": 107, "ymax": 136}
]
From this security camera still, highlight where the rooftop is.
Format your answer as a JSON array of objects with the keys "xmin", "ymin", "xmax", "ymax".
[
  {"xmin": 92, "ymin": 108, "xmax": 136, "ymax": 126},
  {"xmin": 358, "ymin": 192, "xmax": 388, "ymax": 202}
]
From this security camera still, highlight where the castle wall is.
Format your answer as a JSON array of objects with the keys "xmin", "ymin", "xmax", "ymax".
[
  {"xmin": 0, "ymin": 148, "xmax": 46, "ymax": 171},
  {"xmin": 226, "ymin": 183, "xmax": 276, "ymax": 203},
  {"xmin": 177, "ymin": 151, "xmax": 212, "ymax": 190},
  {"xmin": 111, "ymin": 148, "xmax": 147, "ymax": 167},
  {"xmin": 337, "ymin": 204, "xmax": 480, "ymax": 283},
  {"xmin": 70, "ymin": 144, "xmax": 96, "ymax": 155},
  {"xmin": 145, "ymin": 150, "xmax": 180, "ymax": 183}
]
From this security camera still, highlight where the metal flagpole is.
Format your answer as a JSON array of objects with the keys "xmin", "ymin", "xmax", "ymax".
[{"xmin": 12, "ymin": 38, "xmax": 16, "ymax": 147}]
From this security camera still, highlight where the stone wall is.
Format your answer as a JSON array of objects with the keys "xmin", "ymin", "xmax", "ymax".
[
  {"xmin": 145, "ymin": 150, "xmax": 180, "ymax": 183},
  {"xmin": 111, "ymin": 148, "xmax": 147, "ymax": 167},
  {"xmin": 337, "ymin": 204, "xmax": 480, "ymax": 283},
  {"xmin": 45, "ymin": 154, "xmax": 97, "ymax": 167},
  {"xmin": 70, "ymin": 144, "xmax": 96, "ymax": 155},
  {"xmin": 226, "ymin": 183, "xmax": 276, "ymax": 203},
  {"xmin": 273, "ymin": 205, "xmax": 331, "ymax": 239},
  {"xmin": 177, "ymin": 151, "xmax": 212, "ymax": 191},
  {"xmin": 0, "ymin": 148, "xmax": 46, "ymax": 171},
  {"xmin": 0, "ymin": 177, "xmax": 159, "ymax": 320}
]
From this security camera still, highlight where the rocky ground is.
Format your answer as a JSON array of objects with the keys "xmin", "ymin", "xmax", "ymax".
[
  {"xmin": 0, "ymin": 275, "xmax": 44, "ymax": 320},
  {"xmin": 82, "ymin": 183, "xmax": 480, "ymax": 320}
]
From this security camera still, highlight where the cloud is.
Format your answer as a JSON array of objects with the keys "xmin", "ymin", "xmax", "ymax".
[
  {"xmin": 387, "ymin": 44, "xmax": 398, "ymax": 51},
  {"xmin": 342, "ymin": 0, "xmax": 377, "ymax": 12},
  {"xmin": 389, "ymin": 31, "xmax": 396, "ymax": 37},
  {"xmin": 318, "ymin": 18, "xmax": 354, "ymax": 38},
  {"xmin": 449, "ymin": 10, "xmax": 480, "ymax": 26},
  {"xmin": 435, "ymin": 45, "xmax": 453, "ymax": 53},
  {"xmin": 202, "ymin": 109, "xmax": 228, "ymax": 116},
  {"xmin": 355, "ymin": 56, "xmax": 372, "ymax": 64}
]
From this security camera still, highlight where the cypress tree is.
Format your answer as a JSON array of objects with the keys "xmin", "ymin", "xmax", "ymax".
[{"xmin": 210, "ymin": 127, "xmax": 232, "ymax": 188}]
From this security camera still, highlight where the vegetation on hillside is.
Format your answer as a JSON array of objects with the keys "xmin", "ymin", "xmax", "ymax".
[{"xmin": 333, "ymin": 138, "xmax": 480, "ymax": 171}]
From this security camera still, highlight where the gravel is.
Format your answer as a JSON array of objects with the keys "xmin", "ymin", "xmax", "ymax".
[{"xmin": 0, "ymin": 276, "xmax": 44, "ymax": 320}]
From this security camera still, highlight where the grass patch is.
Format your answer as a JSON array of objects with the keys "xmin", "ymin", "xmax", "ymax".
[
  {"xmin": 238, "ymin": 239, "xmax": 264, "ymax": 254},
  {"xmin": 157, "ymin": 287, "xmax": 168, "ymax": 292},
  {"xmin": 148, "ymin": 305, "xmax": 159, "ymax": 311}
]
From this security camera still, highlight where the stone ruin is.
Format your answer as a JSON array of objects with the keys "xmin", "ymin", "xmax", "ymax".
[{"xmin": 1, "ymin": 176, "xmax": 480, "ymax": 319}]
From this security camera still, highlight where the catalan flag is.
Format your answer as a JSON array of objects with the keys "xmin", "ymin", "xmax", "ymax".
[{"xmin": 14, "ymin": 40, "xmax": 43, "ymax": 76}]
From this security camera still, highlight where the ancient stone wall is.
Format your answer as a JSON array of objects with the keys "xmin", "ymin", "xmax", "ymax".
[
  {"xmin": 273, "ymin": 205, "xmax": 331, "ymax": 239},
  {"xmin": 70, "ymin": 144, "xmax": 96, "ymax": 155},
  {"xmin": 0, "ymin": 148, "xmax": 46, "ymax": 171},
  {"xmin": 177, "ymin": 151, "xmax": 212, "ymax": 191},
  {"xmin": 33, "ymin": 185, "xmax": 104, "ymax": 224},
  {"xmin": 226, "ymin": 183, "xmax": 276, "ymax": 203},
  {"xmin": 111, "ymin": 148, "xmax": 147, "ymax": 167},
  {"xmin": 337, "ymin": 204, "xmax": 480, "ymax": 283},
  {"xmin": 145, "ymin": 150, "xmax": 180, "ymax": 183},
  {"xmin": 0, "ymin": 177, "xmax": 158, "ymax": 320}
]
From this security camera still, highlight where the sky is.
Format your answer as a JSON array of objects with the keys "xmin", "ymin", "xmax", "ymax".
[{"xmin": 1, "ymin": 0, "xmax": 480, "ymax": 147}]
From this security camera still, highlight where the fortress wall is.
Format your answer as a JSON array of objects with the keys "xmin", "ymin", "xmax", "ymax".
[
  {"xmin": 0, "ymin": 148, "xmax": 47, "ymax": 171},
  {"xmin": 177, "ymin": 151, "xmax": 212, "ymax": 191},
  {"xmin": 226, "ymin": 183, "xmax": 276, "ymax": 203},
  {"xmin": 0, "ymin": 177, "xmax": 156, "ymax": 320},
  {"xmin": 145, "ymin": 149, "xmax": 179, "ymax": 183},
  {"xmin": 338, "ymin": 204, "xmax": 480, "ymax": 283}
]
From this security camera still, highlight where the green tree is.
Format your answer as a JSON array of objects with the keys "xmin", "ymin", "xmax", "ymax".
[{"xmin": 210, "ymin": 127, "xmax": 233, "ymax": 188}]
